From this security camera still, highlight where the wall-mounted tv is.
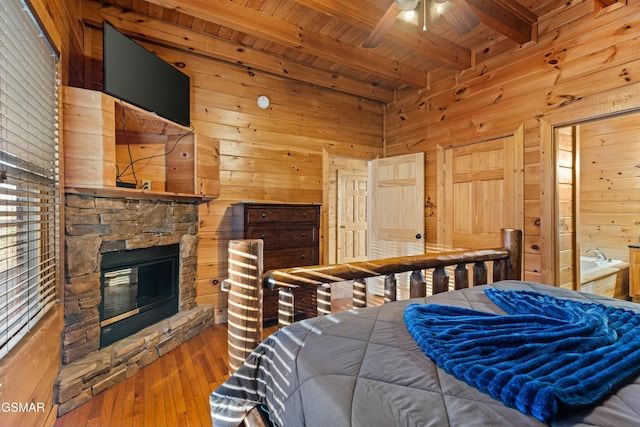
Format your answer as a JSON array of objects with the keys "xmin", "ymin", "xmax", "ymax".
[{"xmin": 103, "ymin": 22, "xmax": 190, "ymax": 127}]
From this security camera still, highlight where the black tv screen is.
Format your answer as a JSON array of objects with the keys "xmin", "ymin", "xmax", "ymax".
[{"xmin": 103, "ymin": 22, "xmax": 190, "ymax": 127}]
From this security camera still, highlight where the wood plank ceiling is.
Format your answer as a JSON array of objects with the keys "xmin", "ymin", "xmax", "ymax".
[{"xmin": 86, "ymin": 0, "xmax": 575, "ymax": 102}]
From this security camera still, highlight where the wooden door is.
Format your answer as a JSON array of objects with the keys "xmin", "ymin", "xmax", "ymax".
[
  {"xmin": 368, "ymin": 152, "xmax": 425, "ymax": 296},
  {"xmin": 439, "ymin": 135, "xmax": 522, "ymax": 249},
  {"xmin": 336, "ymin": 170, "xmax": 368, "ymax": 263}
]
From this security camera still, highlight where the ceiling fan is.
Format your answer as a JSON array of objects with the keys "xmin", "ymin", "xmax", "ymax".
[{"xmin": 362, "ymin": 0, "xmax": 479, "ymax": 48}]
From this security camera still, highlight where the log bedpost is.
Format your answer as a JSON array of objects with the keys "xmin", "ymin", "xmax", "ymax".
[
  {"xmin": 454, "ymin": 263, "xmax": 468, "ymax": 289},
  {"xmin": 225, "ymin": 239, "xmax": 263, "ymax": 374},
  {"xmin": 278, "ymin": 289, "xmax": 295, "ymax": 328},
  {"xmin": 433, "ymin": 266, "xmax": 449, "ymax": 294},
  {"xmin": 353, "ymin": 278, "xmax": 367, "ymax": 308},
  {"xmin": 493, "ymin": 259, "xmax": 506, "ymax": 282},
  {"xmin": 317, "ymin": 284, "xmax": 332, "ymax": 316},
  {"xmin": 473, "ymin": 261, "xmax": 488, "ymax": 285},
  {"xmin": 384, "ymin": 274, "xmax": 397, "ymax": 303},
  {"xmin": 503, "ymin": 228, "xmax": 523, "ymax": 280},
  {"xmin": 409, "ymin": 270, "xmax": 427, "ymax": 298}
]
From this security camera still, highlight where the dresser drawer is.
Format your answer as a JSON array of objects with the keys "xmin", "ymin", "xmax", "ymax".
[
  {"xmin": 246, "ymin": 225, "xmax": 317, "ymax": 248},
  {"xmin": 264, "ymin": 247, "xmax": 318, "ymax": 270},
  {"xmin": 246, "ymin": 205, "xmax": 318, "ymax": 224}
]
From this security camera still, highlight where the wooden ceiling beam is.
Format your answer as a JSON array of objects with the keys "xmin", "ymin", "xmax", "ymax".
[
  {"xmin": 292, "ymin": 0, "xmax": 471, "ymax": 70},
  {"xmin": 143, "ymin": 0, "xmax": 428, "ymax": 88},
  {"xmin": 464, "ymin": 0, "xmax": 536, "ymax": 45},
  {"xmin": 84, "ymin": 3, "xmax": 396, "ymax": 102}
]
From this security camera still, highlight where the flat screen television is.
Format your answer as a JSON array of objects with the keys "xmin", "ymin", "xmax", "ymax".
[{"xmin": 103, "ymin": 22, "xmax": 190, "ymax": 127}]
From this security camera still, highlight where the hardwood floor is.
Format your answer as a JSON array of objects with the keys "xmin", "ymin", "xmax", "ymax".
[
  {"xmin": 54, "ymin": 296, "xmax": 380, "ymax": 427},
  {"xmin": 54, "ymin": 324, "xmax": 230, "ymax": 427}
]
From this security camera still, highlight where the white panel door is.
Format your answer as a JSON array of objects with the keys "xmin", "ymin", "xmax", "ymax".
[
  {"xmin": 337, "ymin": 170, "xmax": 368, "ymax": 263},
  {"xmin": 368, "ymin": 152, "xmax": 425, "ymax": 297}
]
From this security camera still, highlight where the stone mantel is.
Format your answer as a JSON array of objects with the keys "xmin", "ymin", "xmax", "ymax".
[{"xmin": 65, "ymin": 186, "xmax": 213, "ymax": 203}]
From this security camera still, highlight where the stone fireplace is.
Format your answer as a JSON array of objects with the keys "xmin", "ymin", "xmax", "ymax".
[{"xmin": 55, "ymin": 193, "xmax": 214, "ymax": 415}]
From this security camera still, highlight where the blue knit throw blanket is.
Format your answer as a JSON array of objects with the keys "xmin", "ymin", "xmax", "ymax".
[{"xmin": 404, "ymin": 289, "xmax": 640, "ymax": 423}]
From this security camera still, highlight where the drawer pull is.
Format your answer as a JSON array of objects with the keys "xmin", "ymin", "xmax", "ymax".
[
  {"xmin": 260, "ymin": 234, "xmax": 265, "ymax": 239},
  {"xmin": 262, "ymin": 213, "xmax": 267, "ymax": 218},
  {"xmin": 302, "ymin": 213, "xmax": 306, "ymax": 217},
  {"xmin": 301, "ymin": 232, "xmax": 306, "ymax": 237}
]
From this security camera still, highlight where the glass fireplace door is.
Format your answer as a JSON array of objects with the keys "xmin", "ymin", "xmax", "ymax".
[{"xmin": 99, "ymin": 244, "xmax": 179, "ymax": 347}]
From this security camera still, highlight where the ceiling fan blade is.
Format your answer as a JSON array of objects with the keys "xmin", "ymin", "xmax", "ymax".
[
  {"xmin": 443, "ymin": 0, "xmax": 479, "ymax": 35},
  {"xmin": 362, "ymin": 2, "xmax": 401, "ymax": 48}
]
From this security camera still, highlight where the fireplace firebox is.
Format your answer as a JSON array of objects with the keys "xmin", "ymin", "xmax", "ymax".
[{"xmin": 99, "ymin": 244, "xmax": 180, "ymax": 347}]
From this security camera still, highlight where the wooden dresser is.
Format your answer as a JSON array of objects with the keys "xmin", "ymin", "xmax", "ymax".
[{"xmin": 233, "ymin": 203, "xmax": 320, "ymax": 323}]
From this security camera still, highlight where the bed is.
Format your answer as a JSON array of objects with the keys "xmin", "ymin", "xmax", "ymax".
[{"xmin": 211, "ymin": 231, "xmax": 640, "ymax": 426}]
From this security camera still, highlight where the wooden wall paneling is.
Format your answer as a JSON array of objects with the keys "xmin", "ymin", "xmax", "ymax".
[
  {"xmin": 386, "ymin": 2, "xmax": 640, "ymax": 285},
  {"xmin": 165, "ymin": 133, "xmax": 196, "ymax": 193},
  {"xmin": 523, "ymin": 119, "xmax": 543, "ymax": 278},
  {"xmin": 424, "ymin": 149, "xmax": 438, "ymax": 244},
  {"xmin": 195, "ymin": 135, "xmax": 221, "ymax": 197},
  {"xmin": 62, "ymin": 85, "xmax": 117, "ymax": 188},
  {"xmin": 195, "ymin": 200, "xmax": 232, "ymax": 321},
  {"xmin": 418, "ymin": 3, "xmax": 640, "ymax": 127},
  {"xmin": 79, "ymin": 24, "xmax": 384, "ymax": 143},
  {"xmin": 79, "ymin": 17, "xmax": 384, "ymax": 324},
  {"xmin": 124, "ymin": 36, "xmax": 385, "ymax": 323},
  {"xmin": 467, "ymin": 1, "xmax": 629, "ymax": 86},
  {"xmin": 578, "ymin": 115, "xmax": 640, "ymax": 262},
  {"xmin": 0, "ymin": 309, "xmax": 63, "ymax": 427},
  {"xmin": 556, "ymin": 126, "xmax": 576, "ymax": 290}
]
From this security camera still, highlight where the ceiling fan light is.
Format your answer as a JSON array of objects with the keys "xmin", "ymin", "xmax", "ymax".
[{"xmin": 395, "ymin": 0, "xmax": 420, "ymax": 12}]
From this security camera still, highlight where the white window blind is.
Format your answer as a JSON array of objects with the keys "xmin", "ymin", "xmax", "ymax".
[{"xmin": 0, "ymin": 0, "xmax": 59, "ymax": 359}]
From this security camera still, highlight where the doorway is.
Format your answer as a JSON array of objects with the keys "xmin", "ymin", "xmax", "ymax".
[
  {"xmin": 554, "ymin": 114, "xmax": 639, "ymax": 296},
  {"xmin": 326, "ymin": 152, "xmax": 425, "ymax": 298},
  {"xmin": 336, "ymin": 170, "xmax": 368, "ymax": 263},
  {"xmin": 327, "ymin": 155, "xmax": 369, "ymax": 264}
]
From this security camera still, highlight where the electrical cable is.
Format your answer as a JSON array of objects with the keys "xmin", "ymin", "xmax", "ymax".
[{"xmin": 114, "ymin": 99, "xmax": 195, "ymax": 186}]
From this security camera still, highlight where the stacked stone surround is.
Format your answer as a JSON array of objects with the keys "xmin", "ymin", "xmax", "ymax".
[{"xmin": 55, "ymin": 193, "xmax": 215, "ymax": 415}]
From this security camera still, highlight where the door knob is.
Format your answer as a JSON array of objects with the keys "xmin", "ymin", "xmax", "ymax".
[{"xmin": 415, "ymin": 233, "xmax": 422, "ymax": 239}]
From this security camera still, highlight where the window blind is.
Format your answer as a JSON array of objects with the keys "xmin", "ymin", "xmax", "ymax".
[{"xmin": 0, "ymin": 0, "xmax": 59, "ymax": 359}]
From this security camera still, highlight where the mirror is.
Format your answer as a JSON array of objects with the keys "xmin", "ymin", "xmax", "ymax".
[{"xmin": 555, "ymin": 113, "xmax": 640, "ymax": 299}]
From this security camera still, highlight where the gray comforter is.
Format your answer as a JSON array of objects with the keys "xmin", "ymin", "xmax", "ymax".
[{"xmin": 210, "ymin": 281, "xmax": 640, "ymax": 426}]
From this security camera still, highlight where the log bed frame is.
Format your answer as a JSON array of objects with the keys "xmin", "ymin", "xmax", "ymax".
[
  {"xmin": 223, "ymin": 228, "xmax": 522, "ymax": 371},
  {"xmin": 221, "ymin": 228, "xmax": 522, "ymax": 426}
]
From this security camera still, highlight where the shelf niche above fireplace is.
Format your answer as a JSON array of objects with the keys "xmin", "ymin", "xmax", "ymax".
[{"xmin": 62, "ymin": 86, "xmax": 219, "ymax": 200}]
